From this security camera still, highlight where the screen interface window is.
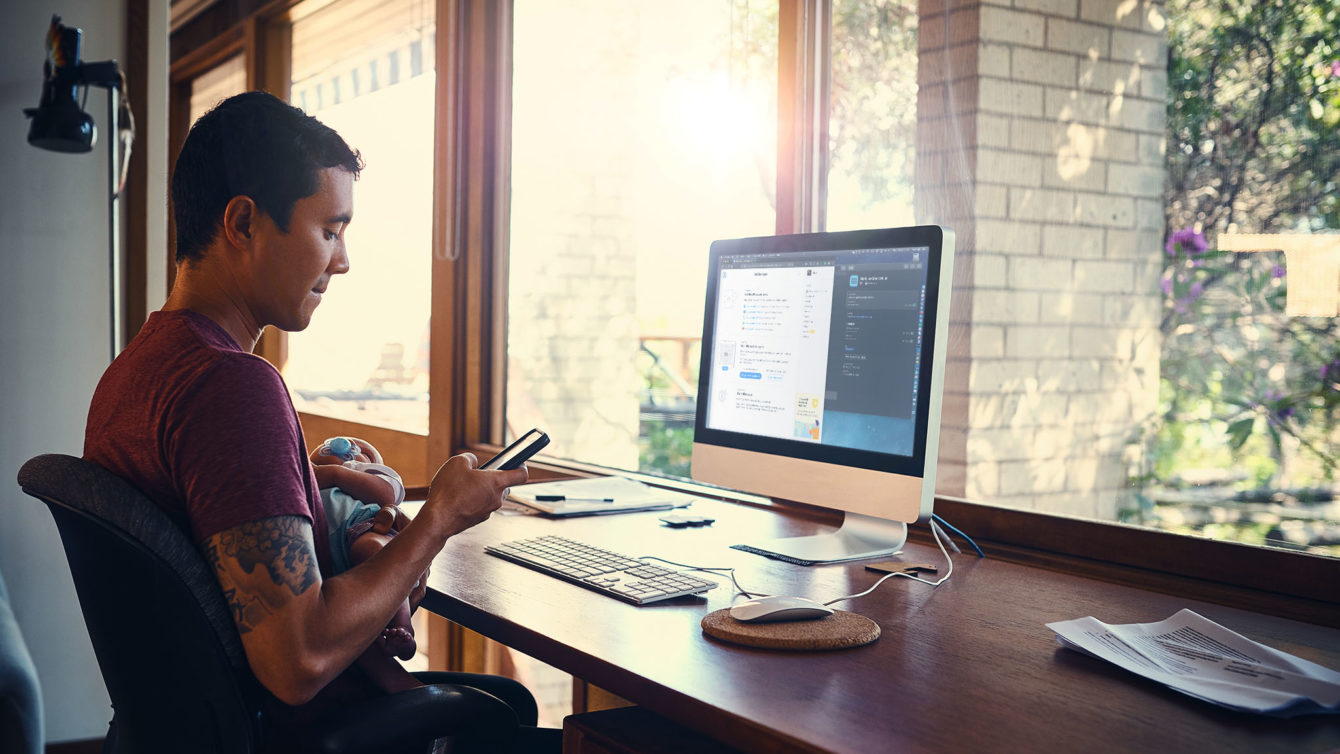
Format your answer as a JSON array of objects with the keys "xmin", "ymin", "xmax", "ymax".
[{"xmin": 705, "ymin": 246, "xmax": 930, "ymax": 457}]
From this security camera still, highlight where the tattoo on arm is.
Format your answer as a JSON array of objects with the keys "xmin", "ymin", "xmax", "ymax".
[{"xmin": 203, "ymin": 516, "xmax": 320, "ymax": 634}]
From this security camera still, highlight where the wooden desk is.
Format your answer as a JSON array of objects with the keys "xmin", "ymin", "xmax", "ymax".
[{"xmin": 421, "ymin": 497, "xmax": 1340, "ymax": 753}]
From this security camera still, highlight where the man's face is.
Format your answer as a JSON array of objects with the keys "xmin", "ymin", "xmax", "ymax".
[{"xmin": 249, "ymin": 167, "xmax": 354, "ymax": 332}]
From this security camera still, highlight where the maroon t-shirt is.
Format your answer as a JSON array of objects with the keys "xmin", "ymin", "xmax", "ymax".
[
  {"xmin": 84, "ymin": 308, "xmax": 369, "ymax": 740},
  {"xmin": 84, "ymin": 309, "xmax": 331, "ymax": 570}
]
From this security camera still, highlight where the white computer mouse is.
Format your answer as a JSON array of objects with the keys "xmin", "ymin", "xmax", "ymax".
[{"xmin": 728, "ymin": 596, "xmax": 834, "ymax": 623}]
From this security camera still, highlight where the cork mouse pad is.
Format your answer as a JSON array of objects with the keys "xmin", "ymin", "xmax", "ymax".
[{"xmin": 701, "ymin": 609, "xmax": 880, "ymax": 650}]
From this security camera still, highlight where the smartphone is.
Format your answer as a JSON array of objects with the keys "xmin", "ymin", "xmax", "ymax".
[{"xmin": 479, "ymin": 428, "xmax": 550, "ymax": 471}]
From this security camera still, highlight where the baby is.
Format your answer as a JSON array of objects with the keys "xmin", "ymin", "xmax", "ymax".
[{"xmin": 310, "ymin": 436, "xmax": 420, "ymax": 693}]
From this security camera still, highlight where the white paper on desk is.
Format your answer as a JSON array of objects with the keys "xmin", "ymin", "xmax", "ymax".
[
  {"xmin": 1046, "ymin": 609, "xmax": 1340, "ymax": 717},
  {"xmin": 508, "ymin": 476, "xmax": 694, "ymax": 516}
]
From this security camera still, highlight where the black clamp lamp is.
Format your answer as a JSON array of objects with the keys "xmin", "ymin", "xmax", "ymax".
[{"xmin": 23, "ymin": 14, "xmax": 136, "ymax": 360}]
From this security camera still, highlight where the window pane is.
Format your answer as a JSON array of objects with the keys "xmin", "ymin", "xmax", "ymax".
[
  {"xmin": 502, "ymin": 0, "xmax": 1338, "ymax": 558},
  {"xmin": 188, "ymin": 54, "xmax": 245, "ymax": 125},
  {"xmin": 826, "ymin": 0, "xmax": 918, "ymax": 232},
  {"xmin": 1138, "ymin": 0, "xmax": 1339, "ymax": 554},
  {"xmin": 284, "ymin": 0, "xmax": 434, "ymax": 434},
  {"xmin": 507, "ymin": 0, "xmax": 778, "ymax": 472},
  {"xmin": 911, "ymin": 0, "xmax": 1339, "ymax": 556}
]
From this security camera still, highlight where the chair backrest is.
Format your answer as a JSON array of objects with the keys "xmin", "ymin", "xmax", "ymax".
[{"xmin": 17, "ymin": 454, "xmax": 264, "ymax": 753}]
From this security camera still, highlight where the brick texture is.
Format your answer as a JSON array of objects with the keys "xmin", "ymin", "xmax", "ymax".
[{"xmin": 919, "ymin": 0, "xmax": 1167, "ymax": 519}]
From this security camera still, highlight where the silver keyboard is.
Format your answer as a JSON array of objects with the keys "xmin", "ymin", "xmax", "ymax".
[{"xmin": 485, "ymin": 535, "xmax": 718, "ymax": 605}]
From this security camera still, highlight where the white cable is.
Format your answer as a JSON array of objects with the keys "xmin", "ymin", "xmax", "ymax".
[
  {"xmin": 637, "ymin": 556, "xmax": 764, "ymax": 599},
  {"xmin": 641, "ymin": 520, "xmax": 956, "ymax": 607},
  {"xmin": 820, "ymin": 518, "xmax": 955, "ymax": 607},
  {"xmin": 930, "ymin": 518, "xmax": 961, "ymax": 554}
]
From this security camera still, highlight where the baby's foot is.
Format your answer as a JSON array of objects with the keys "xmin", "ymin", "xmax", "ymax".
[{"xmin": 379, "ymin": 626, "xmax": 418, "ymax": 660}]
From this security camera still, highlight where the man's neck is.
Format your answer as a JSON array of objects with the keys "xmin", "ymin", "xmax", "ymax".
[{"xmin": 163, "ymin": 258, "xmax": 263, "ymax": 352}]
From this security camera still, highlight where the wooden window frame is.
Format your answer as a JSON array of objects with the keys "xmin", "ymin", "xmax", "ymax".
[
  {"xmin": 165, "ymin": 0, "xmax": 1339, "ymax": 634},
  {"xmin": 455, "ymin": 0, "xmax": 1340, "ymax": 628}
]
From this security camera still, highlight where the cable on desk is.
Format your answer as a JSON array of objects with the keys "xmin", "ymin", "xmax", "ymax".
[
  {"xmin": 821, "ymin": 517, "xmax": 956, "ymax": 607},
  {"xmin": 644, "ymin": 514, "xmax": 980, "ymax": 607},
  {"xmin": 636, "ymin": 556, "xmax": 763, "ymax": 599},
  {"xmin": 931, "ymin": 513, "xmax": 984, "ymax": 558}
]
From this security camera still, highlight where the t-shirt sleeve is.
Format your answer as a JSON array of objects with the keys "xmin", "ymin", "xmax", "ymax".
[{"xmin": 166, "ymin": 354, "xmax": 316, "ymax": 543}]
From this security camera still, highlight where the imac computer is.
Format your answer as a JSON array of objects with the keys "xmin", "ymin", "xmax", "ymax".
[{"xmin": 691, "ymin": 225, "xmax": 954, "ymax": 564}]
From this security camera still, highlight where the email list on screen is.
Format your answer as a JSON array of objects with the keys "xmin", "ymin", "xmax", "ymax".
[{"xmin": 705, "ymin": 246, "xmax": 930, "ymax": 458}]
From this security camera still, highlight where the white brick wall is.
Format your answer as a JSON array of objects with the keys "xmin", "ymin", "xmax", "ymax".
[
  {"xmin": 1111, "ymin": 28, "xmax": 1165, "ymax": 64},
  {"xmin": 1042, "ymin": 225, "xmax": 1104, "ymax": 258},
  {"xmin": 1017, "ymin": 0, "xmax": 1078, "ymax": 17},
  {"xmin": 980, "ymin": 80, "xmax": 1046, "ymax": 116},
  {"xmin": 1080, "ymin": 0, "xmax": 1166, "ymax": 32},
  {"xmin": 1013, "ymin": 47, "xmax": 1080, "ymax": 87},
  {"xmin": 1010, "ymin": 187, "xmax": 1079, "ymax": 223},
  {"xmin": 980, "ymin": 7, "xmax": 1047, "ymax": 46},
  {"xmin": 1039, "ymin": 292, "xmax": 1106, "ymax": 324},
  {"xmin": 918, "ymin": 0, "xmax": 1166, "ymax": 520},
  {"xmin": 1047, "ymin": 18, "xmax": 1112, "ymax": 57},
  {"xmin": 976, "ymin": 219, "xmax": 1042, "ymax": 254},
  {"xmin": 974, "ymin": 290, "xmax": 1043, "ymax": 322}
]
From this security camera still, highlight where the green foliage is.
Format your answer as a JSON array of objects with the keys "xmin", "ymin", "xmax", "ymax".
[
  {"xmin": 1157, "ymin": 0, "xmax": 1340, "ymax": 495},
  {"xmin": 639, "ymin": 420, "xmax": 693, "ymax": 479},
  {"xmin": 1157, "ymin": 241, "xmax": 1337, "ymax": 487},
  {"xmin": 829, "ymin": 0, "xmax": 918, "ymax": 208},
  {"xmin": 1167, "ymin": 0, "xmax": 1340, "ymax": 233}
]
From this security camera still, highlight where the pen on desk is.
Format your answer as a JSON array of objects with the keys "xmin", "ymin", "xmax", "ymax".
[{"xmin": 534, "ymin": 494, "xmax": 615, "ymax": 503}]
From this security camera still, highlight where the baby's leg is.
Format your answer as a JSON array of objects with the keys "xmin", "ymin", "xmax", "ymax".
[{"xmin": 348, "ymin": 507, "xmax": 418, "ymax": 661}]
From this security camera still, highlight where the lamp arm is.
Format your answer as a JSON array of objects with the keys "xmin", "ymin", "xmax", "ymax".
[{"xmin": 76, "ymin": 60, "xmax": 122, "ymax": 89}]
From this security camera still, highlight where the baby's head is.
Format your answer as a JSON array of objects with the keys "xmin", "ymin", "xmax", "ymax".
[{"xmin": 312, "ymin": 436, "xmax": 373, "ymax": 466}]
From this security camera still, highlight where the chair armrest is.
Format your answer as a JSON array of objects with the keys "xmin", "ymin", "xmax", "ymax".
[{"xmin": 312, "ymin": 682, "xmax": 519, "ymax": 754}]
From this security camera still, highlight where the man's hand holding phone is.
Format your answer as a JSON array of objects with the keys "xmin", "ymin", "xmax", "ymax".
[
  {"xmin": 479, "ymin": 429, "xmax": 550, "ymax": 470},
  {"xmin": 420, "ymin": 429, "xmax": 549, "ymax": 538}
]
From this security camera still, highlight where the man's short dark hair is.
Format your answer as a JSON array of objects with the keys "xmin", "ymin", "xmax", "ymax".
[{"xmin": 171, "ymin": 91, "xmax": 363, "ymax": 263}]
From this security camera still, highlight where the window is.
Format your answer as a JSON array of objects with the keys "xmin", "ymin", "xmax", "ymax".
[
  {"xmin": 283, "ymin": 0, "xmax": 436, "ymax": 435},
  {"xmin": 165, "ymin": 0, "xmax": 1337, "ymax": 714},
  {"xmin": 168, "ymin": 0, "xmax": 1337, "ymax": 612},
  {"xmin": 499, "ymin": 0, "xmax": 1338, "ymax": 559},
  {"xmin": 1145, "ymin": 0, "xmax": 1339, "ymax": 553},
  {"xmin": 187, "ymin": 54, "xmax": 245, "ymax": 125},
  {"xmin": 507, "ymin": 0, "xmax": 778, "ymax": 472},
  {"xmin": 826, "ymin": 0, "xmax": 917, "ymax": 232}
]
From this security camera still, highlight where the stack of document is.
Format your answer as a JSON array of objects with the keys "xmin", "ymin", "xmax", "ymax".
[
  {"xmin": 1047, "ymin": 609, "xmax": 1340, "ymax": 717},
  {"xmin": 508, "ymin": 476, "xmax": 696, "ymax": 518}
]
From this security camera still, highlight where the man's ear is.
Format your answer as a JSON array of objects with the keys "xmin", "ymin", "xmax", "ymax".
[{"xmin": 221, "ymin": 195, "xmax": 259, "ymax": 250}]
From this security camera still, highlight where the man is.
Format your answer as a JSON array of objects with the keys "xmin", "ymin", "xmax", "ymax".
[{"xmin": 84, "ymin": 91, "xmax": 544, "ymax": 749}]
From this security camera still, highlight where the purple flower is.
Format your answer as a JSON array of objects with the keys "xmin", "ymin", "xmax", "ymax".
[
  {"xmin": 1272, "ymin": 264, "xmax": 1286, "ymax": 278},
  {"xmin": 1165, "ymin": 228, "xmax": 1208, "ymax": 256},
  {"xmin": 1188, "ymin": 281, "xmax": 1204, "ymax": 300},
  {"xmin": 1332, "ymin": 60, "xmax": 1340, "ymax": 77},
  {"xmin": 1260, "ymin": 390, "xmax": 1296, "ymax": 423},
  {"xmin": 1271, "ymin": 403, "xmax": 1295, "ymax": 423},
  {"xmin": 1161, "ymin": 277, "xmax": 1173, "ymax": 295},
  {"xmin": 1322, "ymin": 359, "xmax": 1340, "ymax": 381}
]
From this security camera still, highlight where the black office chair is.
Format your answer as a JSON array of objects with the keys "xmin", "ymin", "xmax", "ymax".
[{"xmin": 17, "ymin": 453, "xmax": 522, "ymax": 754}]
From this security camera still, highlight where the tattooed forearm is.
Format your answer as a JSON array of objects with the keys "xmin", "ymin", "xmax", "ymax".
[
  {"xmin": 204, "ymin": 516, "xmax": 320, "ymax": 633},
  {"xmin": 220, "ymin": 586, "xmax": 273, "ymax": 634}
]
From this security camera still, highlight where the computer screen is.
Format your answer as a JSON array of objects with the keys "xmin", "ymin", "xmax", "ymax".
[{"xmin": 691, "ymin": 225, "xmax": 954, "ymax": 563}]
